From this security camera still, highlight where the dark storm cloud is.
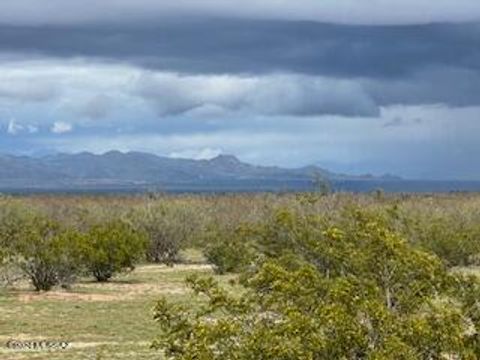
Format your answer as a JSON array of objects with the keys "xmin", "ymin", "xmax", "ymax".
[
  {"xmin": 1, "ymin": 20, "xmax": 479, "ymax": 108},
  {"xmin": 365, "ymin": 67, "xmax": 480, "ymax": 107},
  {"xmin": 0, "ymin": 20, "xmax": 478, "ymax": 78}
]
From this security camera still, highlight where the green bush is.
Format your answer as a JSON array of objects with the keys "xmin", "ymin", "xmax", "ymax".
[
  {"xmin": 203, "ymin": 224, "xmax": 257, "ymax": 274},
  {"xmin": 81, "ymin": 220, "xmax": 147, "ymax": 282},
  {"xmin": 153, "ymin": 209, "xmax": 480, "ymax": 359},
  {"xmin": 13, "ymin": 217, "xmax": 83, "ymax": 291},
  {"xmin": 387, "ymin": 205, "xmax": 480, "ymax": 267},
  {"xmin": 0, "ymin": 201, "xmax": 87, "ymax": 290}
]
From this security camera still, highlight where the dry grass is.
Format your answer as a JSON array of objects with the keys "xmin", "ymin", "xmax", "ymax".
[{"xmin": 0, "ymin": 263, "xmax": 226, "ymax": 360}]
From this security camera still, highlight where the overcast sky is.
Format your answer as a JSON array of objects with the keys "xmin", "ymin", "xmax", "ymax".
[{"xmin": 0, "ymin": 1, "xmax": 479, "ymax": 179}]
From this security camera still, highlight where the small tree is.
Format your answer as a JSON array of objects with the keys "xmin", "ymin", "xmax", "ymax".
[{"xmin": 82, "ymin": 221, "xmax": 147, "ymax": 282}]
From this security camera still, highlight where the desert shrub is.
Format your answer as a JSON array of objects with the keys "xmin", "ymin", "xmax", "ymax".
[
  {"xmin": 387, "ymin": 205, "xmax": 480, "ymax": 267},
  {"xmin": 153, "ymin": 209, "xmax": 480, "ymax": 359},
  {"xmin": 0, "ymin": 201, "xmax": 30, "ymax": 288},
  {"xmin": 132, "ymin": 202, "xmax": 200, "ymax": 265},
  {"xmin": 203, "ymin": 224, "xmax": 258, "ymax": 274},
  {"xmin": 0, "ymin": 199, "xmax": 31, "ymax": 247},
  {"xmin": 412, "ymin": 218, "xmax": 478, "ymax": 267},
  {"xmin": 81, "ymin": 220, "xmax": 147, "ymax": 282},
  {"xmin": 13, "ymin": 217, "xmax": 84, "ymax": 291},
  {"xmin": 0, "ymin": 254, "xmax": 25, "ymax": 288},
  {"xmin": 0, "ymin": 201, "xmax": 84, "ymax": 290}
]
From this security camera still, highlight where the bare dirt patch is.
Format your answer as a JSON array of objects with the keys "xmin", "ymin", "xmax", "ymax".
[
  {"xmin": 81, "ymin": 282, "xmax": 187, "ymax": 297},
  {"xmin": 17, "ymin": 291, "xmax": 119, "ymax": 303},
  {"xmin": 16, "ymin": 284, "xmax": 186, "ymax": 302},
  {"xmin": 134, "ymin": 264, "xmax": 212, "ymax": 273},
  {"xmin": 13, "ymin": 264, "xmax": 202, "ymax": 302}
]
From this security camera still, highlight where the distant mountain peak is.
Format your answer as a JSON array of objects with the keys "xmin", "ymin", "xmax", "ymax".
[
  {"xmin": 209, "ymin": 154, "xmax": 241, "ymax": 165},
  {"xmin": 103, "ymin": 150, "xmax": 125, "ymax": 157}
]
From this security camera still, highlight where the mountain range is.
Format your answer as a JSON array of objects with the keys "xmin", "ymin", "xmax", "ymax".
[{"xmin": 0, "ymin": 151, "xmax": 401, "ymax": 192}]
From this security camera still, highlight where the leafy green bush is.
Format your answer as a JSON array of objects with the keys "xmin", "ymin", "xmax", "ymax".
[
  {"xmin": 13, "ymin": 217, "xmax": 83, "ymax": 291},
  {"xmin": 203, "ymin": 224, "xmax": 257, "ymax": 274},
  {"xmin": 81, "ymin": 220, "xmax": 147, "ymax": 282},
  {"xmin": 153, "ymin": 209, "xmax": 480, "ymax": 359},
  {"xmin": 386, "ymin": 205, "xmax": 480, "ymax": 267}
]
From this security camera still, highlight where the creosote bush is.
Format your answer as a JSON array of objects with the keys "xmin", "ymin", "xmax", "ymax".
[
  {"xmin": 13, "ymin": 217, "xmax": 83, "ymax": 291},
  {"xmin": 153, "ymin": 208, "xmax": 480, "ymax": 359},
  {"xmin": 81, "ymin": 220, "xmax": 147, "ymax": 282},
  {"xmin": 391, "ymin": 207, "xmax": 480, "ymax": 267},
  {"xmin": 203, "ymin": 224, "xmax": 257, "ymax": 274},
  {"xmin": 133, "ymin": 201, "xmax": 201, "ymax": 265}
]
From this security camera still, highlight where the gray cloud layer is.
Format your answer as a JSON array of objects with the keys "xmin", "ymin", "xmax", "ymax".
[
  {"xmin": 1, "ymin": 21, "xmax": 479, "ymax": 78},
  {"xmin": 0, "ymin": 0, "xmax": 479, "ymax": 25},
  {"xmin": 1, "ymin": 20, "xmax": 479, "ymax": 110},
  {"xmin": 136, "ymin": 73, "xmax": 379, "ymax": 117},
  {"xmin": 0, "ymin": 76, "xmax": 58, "ymax": 102}
]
